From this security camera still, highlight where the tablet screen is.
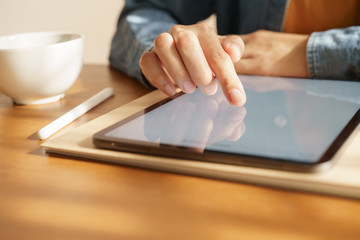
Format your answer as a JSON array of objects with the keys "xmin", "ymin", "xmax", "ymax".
[{"xmin": 94, "ymin": 75, "xmax": 360, "ymax": 171}]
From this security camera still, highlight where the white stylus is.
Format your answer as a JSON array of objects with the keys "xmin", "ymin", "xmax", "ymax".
[{"xmin": 37, "ymin": 87, "xmax": 114, "ymax": 140}]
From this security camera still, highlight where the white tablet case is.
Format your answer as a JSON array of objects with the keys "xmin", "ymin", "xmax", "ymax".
[{"xmin": 41, "ymin": 90, "xmax": 360, "ymax": 199}]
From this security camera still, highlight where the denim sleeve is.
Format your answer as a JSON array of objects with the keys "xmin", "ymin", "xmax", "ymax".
[
  {"xmin": 109, "ymin": 0, "xmax": 213, "ymax": 88},
  {"xmin": 307, "ymin": 26, "xmax": 360, "ymax": 80},
  {"xmin": 109, "ymin": 7, "xmax": 178, "ymax": 88}
]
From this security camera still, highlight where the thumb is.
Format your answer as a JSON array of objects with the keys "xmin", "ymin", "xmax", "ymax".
[{"xmin": 219, "ymin": 35, "xmax": 245, "ymax": 63}]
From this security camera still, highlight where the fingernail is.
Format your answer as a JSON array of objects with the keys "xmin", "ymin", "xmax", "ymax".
[
  {"xmin": 229, "ymin": 89, "xmax": 244, "ymax": 106},
  {"xmin": 182, "ymin": 80, "xmax": 196, "ymax": 93},
  {"xmin": 203, "ymin": 82, "xmax": 218, "ymax": 95},
  {"xmin": 164, "ymin": 84, "xmax": 176, "ymax": 96}
]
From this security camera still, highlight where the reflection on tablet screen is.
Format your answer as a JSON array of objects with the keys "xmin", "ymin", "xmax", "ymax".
[{"xmin": 103, "ymin": 75, "xmax": 360, "ymax": 165}]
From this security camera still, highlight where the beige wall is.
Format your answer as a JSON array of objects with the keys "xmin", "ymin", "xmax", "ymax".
[{"xmin": 0, "ymin": 0, "xmax": 124, "ymax": 64}]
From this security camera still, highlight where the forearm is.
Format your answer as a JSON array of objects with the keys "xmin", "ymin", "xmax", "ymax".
[{"xmin": 307, "ymin": 26, "xmax": 360, "ymax": 80}]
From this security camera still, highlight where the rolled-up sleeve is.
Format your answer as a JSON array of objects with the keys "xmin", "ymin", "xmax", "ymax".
[
  {"xmin": 109, "ymin": 7, "xmax": 177, "ymax": 87},
  {"xmin": 307, "ymin": 26, "xmax": 360, "ymax": 80}
]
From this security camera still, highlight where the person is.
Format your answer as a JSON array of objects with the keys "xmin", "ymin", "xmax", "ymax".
[{"xmin": 109, "ymin": 0, "xmax": 360, "ymax": 106}]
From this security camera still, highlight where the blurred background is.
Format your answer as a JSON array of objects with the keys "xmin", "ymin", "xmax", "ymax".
[{"xmin": 0, "ymin": 0, "xmax": 125, "ymax": 64}]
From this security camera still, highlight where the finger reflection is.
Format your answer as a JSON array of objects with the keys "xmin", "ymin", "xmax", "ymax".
[{"xmin": 144, "ymin": 86, "xmax": 247, "ymax": 151}]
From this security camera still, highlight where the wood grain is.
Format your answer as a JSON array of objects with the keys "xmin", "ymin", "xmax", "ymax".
[{"xmin": 1, "ymin": 65, "xmax": 359, "ymax": 240}]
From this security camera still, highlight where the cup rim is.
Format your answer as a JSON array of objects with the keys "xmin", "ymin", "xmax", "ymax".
[{"xmin": 0, "ymin": 31, "xmax": 84, "ymax": 51}]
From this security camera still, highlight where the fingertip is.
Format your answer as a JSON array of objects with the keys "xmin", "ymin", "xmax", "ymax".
[
  {"xmin": 225, "ymin": 43, "xmax": 241, "ymax": 62},
  {"xmin": 202, "ymin": 79, "xmax": 218, "ymax": 95},
  {"xmin": 182, "ymin": 80, "xmax": 196, "ymax": 93},
  {"xmin": 230, "ymin": 49, "xmax": 241, "ymax": 62},
  {"xmin": 164, "ymin": 84, "xmax": 177, "ymax": 96},
  {"xmin": 229, "ymin": 88, "xmax": 246, "ymax": 106},
  {"xmin": 227, "ymin": 124, "xmax": 245, "ymax": 141},
  {"xmin": 221, "ymin": 36, "xmax": 244, "ymax": 62}
]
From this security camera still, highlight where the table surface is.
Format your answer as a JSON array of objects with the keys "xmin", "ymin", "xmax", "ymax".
[{"xmin": 1, "ymin": 64, "xmax": 359, "ymax": 240}]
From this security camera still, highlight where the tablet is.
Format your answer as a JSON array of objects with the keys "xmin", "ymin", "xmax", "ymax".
[{"xmin": 93, "ymin": 75, "xmax": 360, "ymax": 172}]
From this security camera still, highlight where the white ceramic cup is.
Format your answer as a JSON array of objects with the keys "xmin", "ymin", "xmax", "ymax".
[{"xmin": 0, "ymin": 32, "xmax": 84, "ymax": 105}]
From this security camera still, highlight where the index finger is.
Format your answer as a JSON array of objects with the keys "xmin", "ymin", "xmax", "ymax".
[{"xmin": 198, "ymin": 26, "xmax": 246, "ymax": 106}]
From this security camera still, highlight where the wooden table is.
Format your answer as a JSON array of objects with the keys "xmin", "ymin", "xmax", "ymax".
[{"xmin": 1, "ymin": 65, "xmax": 359, "ymax": 240}]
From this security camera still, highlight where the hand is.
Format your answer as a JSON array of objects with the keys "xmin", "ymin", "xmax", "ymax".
[
  {"xmin": 139, "ymin": 23, "xmax": 247, "ymax": 106},
  {"xmin": 235, "ymin": 30, "xmax": 309, "ymax": 78}
]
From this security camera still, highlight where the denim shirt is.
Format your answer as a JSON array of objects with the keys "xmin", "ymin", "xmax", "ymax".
[{"xmin": 109, "ymin": 0, "xmax": 360, "ymax": 88}]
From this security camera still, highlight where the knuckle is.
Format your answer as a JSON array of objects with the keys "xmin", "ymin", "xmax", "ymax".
[
  {"xmin": 197, "ymin": 22, "xmax": 212, "ymax": 32},
  {"xmin": 221, "ymin": 75, "xmax": 236, "ymax": 89},
  {"xmin": 169, "ymin": 24, "xmax": 184, "ymax": 33},
  {"xmin": 175, "ymin": 30, "xmax": 196, "ymax": 50},
  {"xmin": 251, "ymin": 30, "xmax": 266, "ymax": 40},
  {"xmin": 172, "ymin": 70, "xmax": 190, "ymax": 83},
  {"xmin": 154, "ymin": 33, "xmax": 173, "ymax": 49},
  {"xmin": 209, "ymin": 50, "xmax": 230, "ymax": 64}
]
